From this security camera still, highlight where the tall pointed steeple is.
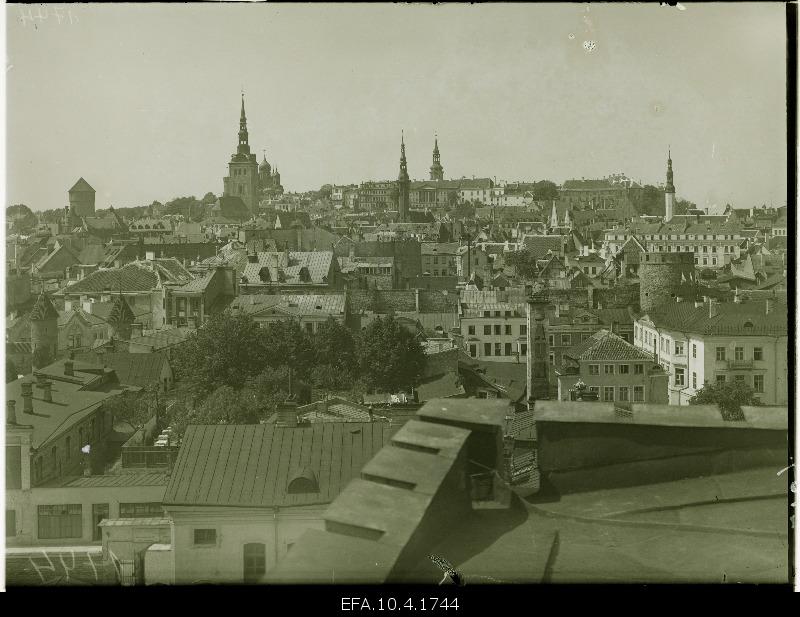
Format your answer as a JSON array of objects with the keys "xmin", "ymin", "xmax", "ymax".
[
  {"xmin": 397, "ymin": 131, "xmax": 410, "ymax": 222},
  {"xmin": 664, "ymin": 148, "xmax": 675, "ymax": 222},
  {"xmin": 238, "ymin": 93, "xmax": 251, "ymax": 156},
  {"xmin": 429, "ymin": 132, "xmax": 444, "ymax": 181}
]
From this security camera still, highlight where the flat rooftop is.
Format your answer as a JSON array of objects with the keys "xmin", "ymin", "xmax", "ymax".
[
  {"xmin": 390, "ymin": 419, "xmax": 470, "ymax": 459},
  {"xmin": 416, "ymin": 398, "xmax": 509, "ymax": 430},
  {"xmin": 533, "ymin": 401, "xmax": 788, "ymax": 431},
  {"xmin": 361, "ymin": 446, "xmax": 456, "ymax": 495}
]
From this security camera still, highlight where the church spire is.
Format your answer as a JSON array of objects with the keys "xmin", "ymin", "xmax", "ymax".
[
  {"xmin": 397, "ymin": 131, "xmax": 410, "ymax": 222},
  {"xmin": 237, "ymin": 93, "xmax": 250, "ymax": 156},
  {"xmin": 665, "ymin": 147, "xmax": 675, "ymax": 194},
  {"xmin": 429, "ymin": 131, "xmax": 444, "ymax": 181},
  {"xmin": 398, "ymin": 130, "xmax": 409, "ymax": 182}
]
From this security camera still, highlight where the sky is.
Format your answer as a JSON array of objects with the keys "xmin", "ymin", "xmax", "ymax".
[{"xmin": 4, "ymin": 2, "xmax": 788, "ymax": 211}]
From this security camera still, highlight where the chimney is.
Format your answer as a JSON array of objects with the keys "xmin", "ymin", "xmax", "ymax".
[
  {"xmin": 320, "ymin": 396, "xmax": 329, "ymax": 416},
  {"xmin": 42, "ymin": 381, "xmax": 52, "ymax": 403},
  {"xmin": 7, "ymin": 400, "xmax": 17, "ymax": 425},
  {"xmin": 131, "ymin": 322, "xmax": 144, "ymax": 339},
  {"xmin": 415, "ymin": 288, "xmax": 420, "ymax": 313},
  {"xmin": 554, "ymin": 303, "xmax": 560, "ymax": 318},
  {"xmin": 64, "ymin": 360, "xmax": 74, "ymax": 377},
  {"xmin": 276, "ymin": 400, "xmax": 298, "ymax": 428},
  {"xmin": 708, "ymin": 299, "xmax": 717, "ymax": 318},
  {"xmin": 21, "ymin": 381, "xmax": 33, "ymax": 414},
  {"xmin": 765, "ymin": 299, "xmax": 772, "ymax": 315}
]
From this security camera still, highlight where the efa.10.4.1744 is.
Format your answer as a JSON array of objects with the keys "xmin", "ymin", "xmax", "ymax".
[{"xmin": 341, "ymin": 598, "xmax": 459, "ymax": 611}]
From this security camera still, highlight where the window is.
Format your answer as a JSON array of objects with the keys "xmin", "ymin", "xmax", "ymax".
[
  {"xmin": 753, "ymin": 375, "xmax": 764, "ymax": 393},
  {"xmin": 716, "ymin": 347, "xmax": 726, "ymax": 361},
  {"xmin": 674, "ymin": 342, "xmax": 684, "ymax": 355},
  {"xmin": 38, "ymin": 505, "xmax": 82, "ymax": 540},
  {"xmin": 521, "ymin": 344, "xmax": 527, "ymax": 356},
  {"xmin": 634, "ymin": 363, "xmax": 644, "ymax": 375},
  {"xmin": 548, "ymin": 353, "xmax": 554, "ymax": 364},
  {"xmin": 505, "ymin": 325, "xmax": 512, "ymax": 335},
  {"xmin": 505, "ymin": 343, "xmax": 512, "ymax": 356},
  {"xmin": 484, "ymin": 343, "xmax": 492, "ymax": 356},
  {"xmin": 618, "ymin": 387, "xmax": 630, "ymax": 402},
  {"xmin": 119, "ymin": 503, "xmax": 163, "ymax": 518},
  {"xmin": 505, "ymin": 311, "xmax": 511, "ymax": 317},
  {"xmin": 675, "ymin": 368, "xmax": 685, "ymax": 386},
  {"xmin": 619, "ymin": 364, "xmax": 630, "ymax": 374},
  {"xmin": 494, "ymin": 342, "xmax": 501, "ymax": 356},
  {"xmin": 520, "ymin": 325, "xmax": 527, "ymax": 335},
  {"xmin": 734, "ymin": 347, "xmax": 744, "ymax": 361},
  {"xmin": 633, "ymin": 386, "xmax": 645, "ymax": 402},
  {"xmin": 692, "ymin": 344, "xmax": 697, "ymax": 358},
  {"xmin": 6, "ymin": 446, "xmax": 21, "ymax": 490},
  {"xmin": 561, "ymin": 334, "xmax": 571, "ymax": 346},
  {"xmin": 603, "ymin": 387, "xmax": 614, "ymax": 402},
  {"xmin": 494, "ymin": 325, "xmax": 501, "ymax": 335},
  {"xmin": 692, "ymin": 372, "xmax": 697, "ymax": 389},
  {"xmin": 469, "ymin": 344, "xmax": 477, "ymax": 358},
  {"xmin": 548, "ymin": 335, "xmax": 554, "ymax": 346},
  {"xmin": 716, "ymin": 374, "xmax": 727, "ymax": 383},
  {"xmin": 468, "ymin": 325, "xmax": 475, "ymax": 336},
  {"xmin": 305, "ymin": 323, "xmax": 313, "ymax": 333},
  {"xmin": 588, "ymin": 364, "xmax": 600, "ymax": 375},
  {"xmin": 734, "ymin": 375, "xmax": 746, "ymax": 383},
  {"xmin": 483, "ymin": 311, "xmax": 490, "ymax": 318},
  {"xmin": 604, "ymin": 365, "xmax": 614, "ymax": 375},
  {"xmin": 243, "ymin": 543, "xmax": 267, "ymax": 583},
  {"xmin": 6, "ymin": 510, "xmax": 16, "ymax": 538},
  {"xmin": 484, "ymin": 325, "xmax": 491, "ymax": 335},
  {"xmin": 194, "ymin": 529, "xmax": 217, "ymax": 546},
  {"xmin": 494, "ymin": 311, "xmax": 501, "ymax": 317},
  {"xmin": 92, "ymin": 504, "xmax": 109, "ymax": 542},
  {"xmin": 753, "ymin": 347, "xmax": 763, "ymax": 361}
]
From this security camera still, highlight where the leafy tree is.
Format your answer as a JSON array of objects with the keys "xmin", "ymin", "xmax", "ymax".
[
  {"xmin": 359, "ymin": 315, "xmax": 425, "ymax": 393},
  {"xmin": 314, "ymin": 317, "xmax": 358, "ymax": 376},
  {"xmin": 689, "ymin": 380, "xmax": 761, "ymax": 421},
  {"xmin": 7, "ymin": 204, "xmax": 37, "ymax": 233},
  {"xmin": 172, "ymin": 311, "xmax": 269, "ymax": 396},
  {"xmin": 262, "ymin": 320, "xmax": 316, "ymax": 379},
  {"xmin": 504, "ymin": 248, "xmax": 539, "ymax": 280},
  {"xmin": 103, "ymin": 383, "xmax": 164, "ymax": 429},
  {"xmin": 164, "ymin": 196, "xmax": 202, "ymax": 218},
  {"xmin": 201, "ymin": 192, "xmax": 217, "ymax": 206},
  {"xmin": 532, "ymin": 180, "xmax": 559, "ymax": 202}
]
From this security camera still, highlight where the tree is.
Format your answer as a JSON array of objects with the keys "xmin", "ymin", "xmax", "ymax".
[
  {"xmin": 359, "ymin": 315, "xmax": 425, "ymax": 393},
  {"xmin": 532, "ymin": 180, "xmax": 559, "ymax": 202},
  {"xmin": 7, "ymin": 204, "xmax": 37, "ymax": 233},
  {"xmin": 164, "ymin": 196, "xmax": 202, "ymax": 218},
  {"xmin": 201, "ymin": 192, "xmax": 217, "ymax": 206},
  {"xmin": 504, "ymin": 248, "xmax": 539, "ymax": 280},
  {"xmin": 172, "ymin": 311, "xmax": 269, "ymax": 396},
  {"xmin": 689, "ymin": 380, "xmax": 761, "ymax": 421},
  {"xmin": 314, "ymin": 317, "xmax": 358, "ymax": 377},
  {"xmin": 262, "ymin": 320, "xmax": 316, "ymax": 380}
]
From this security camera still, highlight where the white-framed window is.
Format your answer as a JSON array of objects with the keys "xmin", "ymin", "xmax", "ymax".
[
  {"xmin": 675, "ymin": 368, "xmax": 685, "ymax": 386},
  {"xmin": 633, "ymin": 386, "xmax": 645, "ymax": 402},
  {"xmin": 588, "ymin": 364, "xmax": 600, "ymax": 375},
  {"xmin": 618, "ymin": 387, "xmax": 629, "ymax": 402}
]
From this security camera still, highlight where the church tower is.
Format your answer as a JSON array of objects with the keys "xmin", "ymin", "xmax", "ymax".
[
  {"xmin": 223, "ymin": 94, "xmax": 259, "ymax": 216},
  {"xmin": 664, "ymin": 149, "xmax": 675, "ymax": 222},
  {"xmin": 397, "ymin": 131, "xmax": 410, "ymax": 222},
  {"xmin": 429, "ymin": 134, "xmax": 444, "ymax": 181},
  {"xmin": 30, "ymin": 291, "xmax": 59, "ymax": 368}
]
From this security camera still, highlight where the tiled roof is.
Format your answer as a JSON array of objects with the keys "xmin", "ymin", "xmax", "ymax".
[
  {"xmin": 163, "ymin": 423, "xmax": 393, "ymax": 507},
  {"xmin": 644, "ymin": 299, "xmax": 788, "ymax": 336},
  {"xmin": 74, "ymin": 351, "xmax": 168, "ymax": 388},
  {"xmin": 563, "ymin": 329, "xmax": 654, "ymax": 362},
  {"xmin": 129, "ymin": 327, "xmax": 192, "ymax": 350},
  {"xmin": 106, "ymin": 295, "xmax": 136, "ymax": 327},
  {"xmin": 69, "ymin": 177, "xmax": 95, "ymax": 193},
  {"xmin": 58, "ymin": 308, "xmax": 109, "ymax": 328},
  {"xmin": 521, "ymin": 235, "xmax": 563, "ymax": 259},
  {"xmin": 241, "ymin": 251, "xmax": 334, "ymax": 286},
  {"xmin": 50, "ymin": 472, "xmax": 168, "ymax": 488},
  {"xmin": 62, "ymin": 260, "xmax": 192, "ymax": 294},
  {"xmin": 231, "ymin": 293, "xmax": 346, "ymax": 317}
]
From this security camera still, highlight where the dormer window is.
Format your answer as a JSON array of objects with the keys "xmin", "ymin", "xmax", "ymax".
[{"xmin": 287, "ymin": 467, "xmax": 319, "ymax": 494}]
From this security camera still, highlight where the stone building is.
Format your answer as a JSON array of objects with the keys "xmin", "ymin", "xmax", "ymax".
[{"xmin": 69, "ymin": 178, "xmax": 96, "ymax": 221}]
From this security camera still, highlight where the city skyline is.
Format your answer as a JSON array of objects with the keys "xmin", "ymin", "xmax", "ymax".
[{"xmin": 6, "ymin": 3, "xmax": 788, "ymax": 211}]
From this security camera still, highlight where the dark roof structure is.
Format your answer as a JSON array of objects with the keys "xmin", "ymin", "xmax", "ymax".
[
  {"xmin": 562, "ymin": 329, "xmax": 654, "ymax": 363},
  {"xmin": 29, "ymin": 293, "xmax": 60, "ymax": 321},
  {"xmin": 163, "ymin": 422, "xmax": 394, "ymax": 508},
  {"xmin": 74, "ymin": 351, "xmax": 168, "ymax": 388},
  {"xmin": 643, "ymin": 299, "xmax": 788, "ymax": 336}
]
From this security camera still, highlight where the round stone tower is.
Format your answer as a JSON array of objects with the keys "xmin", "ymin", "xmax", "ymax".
[
  {"xmin": 638, "ymin": 252, "xmax": 696, "ymax": 314},
  {"xmin": 30, "ymin": 292, "xmax": 59, "ymax": 367}
]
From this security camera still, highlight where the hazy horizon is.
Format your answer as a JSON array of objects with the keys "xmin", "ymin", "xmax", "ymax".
[{"xmin": 5, "ymin": 3, "xmax": 788, "ymax": 212}]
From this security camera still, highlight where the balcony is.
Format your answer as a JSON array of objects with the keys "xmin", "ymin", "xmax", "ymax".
[{"xmin": 727, "ymin": 359, "xmax": 753, "ymax": 370}]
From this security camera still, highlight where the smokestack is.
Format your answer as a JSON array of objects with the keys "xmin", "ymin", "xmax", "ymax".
[
  {"xmin": 276, "ymin": 400, "xmax": 298, "ymax": 428},
  {"xmin": 41, "ymin": 381, "xmax": 52, "ymax": 403},
  {"xmin": 64, "ymin": 360, "xmax": 74, "ymax": 377},
  {"xmin": 21, "ymin": 381, "xmax": 33, "ymax": 414},
  {"xmin": 7, "ymin": 400, "xmax": 17, "ymax": 425}
]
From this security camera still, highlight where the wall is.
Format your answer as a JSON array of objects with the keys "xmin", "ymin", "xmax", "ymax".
[
  {"xmin": 536, "ymin": 420, "xmax": 788, "ymax": 494},
  {"xmin": 168, "ymin": 505, "xmax": 327, "ymax": 584},
  {"xmin": 7, "ymin": 483, "xmax": 167, "ymax": 546}
]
